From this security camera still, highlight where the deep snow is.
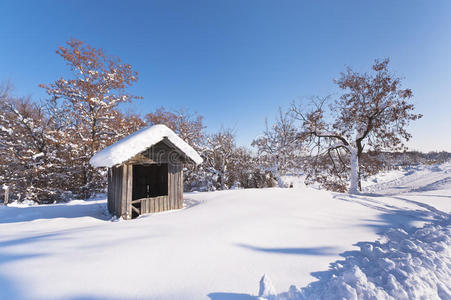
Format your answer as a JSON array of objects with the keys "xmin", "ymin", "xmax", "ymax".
[
  {"xmin": 260, "ymin": 216, "xmax": 451, "ymax": 300},
  {"xmin": 0, "ymin": 163, "xmax": 450, "ymax": 300}
]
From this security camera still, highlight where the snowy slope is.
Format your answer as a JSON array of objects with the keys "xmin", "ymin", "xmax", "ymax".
[
  {"xmin": 363, "ymin": 162, "xmax": 451, "ymax": 196},
  {"xmin": 0, "ymin": 163, "xmax": 450, "ymax": 300}
]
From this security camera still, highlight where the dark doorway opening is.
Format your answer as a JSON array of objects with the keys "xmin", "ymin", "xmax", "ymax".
[
  {"xmin": 132, "ymin": 164, "xmax": 168, "ymax": 218},
  {"xmin": 132, "ymin": 164, "xmax": 168, "ymax": 200}
]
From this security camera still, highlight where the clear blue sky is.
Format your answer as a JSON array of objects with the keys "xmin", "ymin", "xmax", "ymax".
[{"xmin": 1, "ymin": 0, "xmax": 450, "ymax": 151}]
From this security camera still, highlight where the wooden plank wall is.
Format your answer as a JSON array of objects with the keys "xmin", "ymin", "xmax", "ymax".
[
  {"xmin": 168, "ymin": 162, "xmax": 183, "ymax": 209},
  {"xmin": 108, "ymin": 152, "xmax": 186, "ymax": 219},
  {"xmin": 137, "ymin": 196, "xmax": 169, "ymax": 214},
  {"xmin": 113, "ymin": 165, "xmax": 123, "ymax": 218},
  {"xmin": 107, "ymin": 168, "xmax": 113, "ymax": 214},
  {"xmin": 126, "ymin": 164, "xmax": 133, "ymax": 219}
]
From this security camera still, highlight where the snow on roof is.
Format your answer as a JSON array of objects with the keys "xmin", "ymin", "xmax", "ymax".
[{"xmin": 90, "ymin": 124, "xmax": 203, "ymax": 168}]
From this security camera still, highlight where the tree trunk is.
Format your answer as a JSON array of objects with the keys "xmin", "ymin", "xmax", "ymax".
[
  {"xmin": 355, "ymin": 140, "xmax": 364, "ymax": 192},
  {"xmin": 220, "ymin": 164, "xmax": 225, "ymax": 190},
  {"xmin": 272, "ymin": 161, "xmax": 284, "ymax": 188},
  {"xmin": 348, "ymin": 147, "xmax": 359, "ymax": 194},
  {"xmin": 358, "ymin": 169, "xmax": 362, "ymax": 191}
]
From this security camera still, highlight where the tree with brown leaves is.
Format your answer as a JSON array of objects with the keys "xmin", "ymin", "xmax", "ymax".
[
  {"xmin": 291, "ymin": 59, "xmax": 422, "ymax": 193},
  {"xmin": 145, "ymin": 107, "xmax": 207, "ymax": 190},
  {"xmin": 40, "ymin": 38, "xmax": 142, "ymax": 198},
  {"xmin": 145, "ymin": 107, "xmax": 205, "ymax": 150}
]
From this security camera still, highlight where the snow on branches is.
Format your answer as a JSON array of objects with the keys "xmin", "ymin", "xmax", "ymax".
[
  {"xmin": 291, "ymin": 59, "xmax": 422, "ymax": 193},
  {"xmin": 39, "ymin": 38, "xmax": 143, "ymax": 199},
  {"xmin": 252, "ymin": 108, "xmax": 302, "ymax": 187}
]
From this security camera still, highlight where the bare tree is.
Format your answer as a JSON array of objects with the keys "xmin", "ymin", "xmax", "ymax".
[
  {"xmin": 252, "ymin": 108, "xmax": 300, "ymax": 187},
  {"xmin": 145, "ymin": 107, "xmax": 207, "ymax": 190},
  {"xmin": 291, "ymin": 59, "xmax": 422, "ymax": 193}
]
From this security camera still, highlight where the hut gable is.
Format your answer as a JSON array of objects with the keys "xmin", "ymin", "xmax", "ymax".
[
  {"xmin": 89, "ymin": 124, "xmax": 203, "ymax": 168},
  {"xmin": 127, "ymin": 139, "xmax": 187, "ymax": 165}
]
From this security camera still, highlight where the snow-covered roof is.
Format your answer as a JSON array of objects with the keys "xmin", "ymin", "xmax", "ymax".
[{"xmin": 90, "ymin": 124, "xmax": 203, "ymax": 168}]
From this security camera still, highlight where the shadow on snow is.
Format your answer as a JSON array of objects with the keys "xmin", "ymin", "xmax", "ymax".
[
  {"xmin": 332, "ymin": 192, "xmax": 446, "ymax": 234},
  {"xmin": 0, "ymin": 201, "xmax": 109, "ymax": 224},
  {"xmin": 236, "ymin": 244, "xmax": 338, "ymax": 256},
  {"xmin": 208, "ymin": 292, "xmax": 257, "ymax": 300}
]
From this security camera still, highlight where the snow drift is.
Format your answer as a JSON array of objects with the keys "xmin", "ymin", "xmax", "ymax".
[{"xmin": 260, "ymin": 216, "xmax": 451, "ymax": 300}]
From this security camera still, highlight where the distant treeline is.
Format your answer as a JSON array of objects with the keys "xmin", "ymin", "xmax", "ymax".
[{"xmin": 374, "ymin": 151, "xmax": 451, "ymax": 168}]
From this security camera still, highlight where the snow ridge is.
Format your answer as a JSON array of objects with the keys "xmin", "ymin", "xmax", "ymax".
[{"xmin": 264, "ymin": 216, "xmax": 451, "ymax": 300}]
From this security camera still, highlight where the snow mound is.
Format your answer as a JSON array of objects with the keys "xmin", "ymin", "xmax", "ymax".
[
  {"xmin": 259, "ymin": 274, "xmax": 277, "ymax": 299},
  {"xmin": 263, "ymin": 217, "xmax": 451, "ymax": 300},
  {"xmin": 89, "ymin": 124, "xmax": 203, "ymax": 168}
]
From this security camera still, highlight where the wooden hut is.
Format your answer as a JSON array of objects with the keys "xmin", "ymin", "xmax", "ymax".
[{"xmin": 90, "ymin": 124, "xmax": 203, "ymax": 219}]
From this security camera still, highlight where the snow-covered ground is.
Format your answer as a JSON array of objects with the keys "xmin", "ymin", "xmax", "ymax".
[{"xmin": 0, "ymin": 163, "xmax": 450, "ymax": 300}]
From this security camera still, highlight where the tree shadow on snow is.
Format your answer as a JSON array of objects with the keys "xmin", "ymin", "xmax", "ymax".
[
  {"xmin": 208, "ymin": 292, "xmax": 257, "ymax": 300},
  {"xmin": 333, "ymin": 193, "xmax": 448, "ymax": 235},
  {"xmin": 0, "ymin": 229, "xmax": 159, "ymax": 300},
  {"xmin": 0, "ymin": 201, "xmax": 110, "ymax": 224},
  {"xmin": 415, "ymin": 194, "xmax": 451, "ymax": 199},
  {"xmin": 236, "ymin": 243, "xmax": 338, "ymax": 256},
  {"xmin": 409, "ymin": 176, "xmax": 451, "ymax": 193},
  {"xmin": 0, "ymin": 233, "xmax": 55, "ymax": 299}
]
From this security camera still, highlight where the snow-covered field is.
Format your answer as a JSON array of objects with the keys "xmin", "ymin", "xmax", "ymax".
[{"xmin": 0, "ymin": 163, "xmax": 450, "ymax": 300}]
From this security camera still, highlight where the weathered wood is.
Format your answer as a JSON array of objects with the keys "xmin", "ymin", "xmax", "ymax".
[
  {"xmin": 126, "ymin": 154, "xmax": 158, "ymax": 165},
  {"xmin": 116, "ymin": 165, "xmax": 123, "ymax": 217},
  {"xmin": 111, "ymin": 165, "xmax": 123, "ymax": 218},
  {"xmin": 163, "ymin": 193, "xmax": 167, "ymax": 211},
  {"xmin": 168, "ymin": 162, "xmax": 176, "ymax": 209},
  {"xmin": 121, "ymin": 165, "xmax": 128, "ymax": 219},
  {"xmin": 107, "ymin": 169, "xmax": 111, "ymax": 213},
  {"xmin": 168, "ymin": 165, "xmax": 173, "ymax": 209},
  {"xmin": 130, "ymin": 196, "xmax": 171, "ymax": 214},
  {"xmin": 178, "ymin": 166, "xmax": 183, "ymax": 208},
  {"xmin": 131, "ymin": 205, "xmax": 140, "ymax": 215},
  {"xmin": 126, "ymin": 164, "xmax": 133, "ymax": 219}
]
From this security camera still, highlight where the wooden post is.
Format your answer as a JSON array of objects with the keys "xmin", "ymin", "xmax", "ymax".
[
  {"xmin": 126, "ymin": 164, "xmax": 133, "ymax": 219},
  {"xmin": 3, "ymin": 186, "xmax": 9, "ymax": 205}
]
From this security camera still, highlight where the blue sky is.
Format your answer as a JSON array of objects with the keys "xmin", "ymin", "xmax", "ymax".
[{"xmin": 1, "ymin": 1, "xmax": 450, "ymax": 151}]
